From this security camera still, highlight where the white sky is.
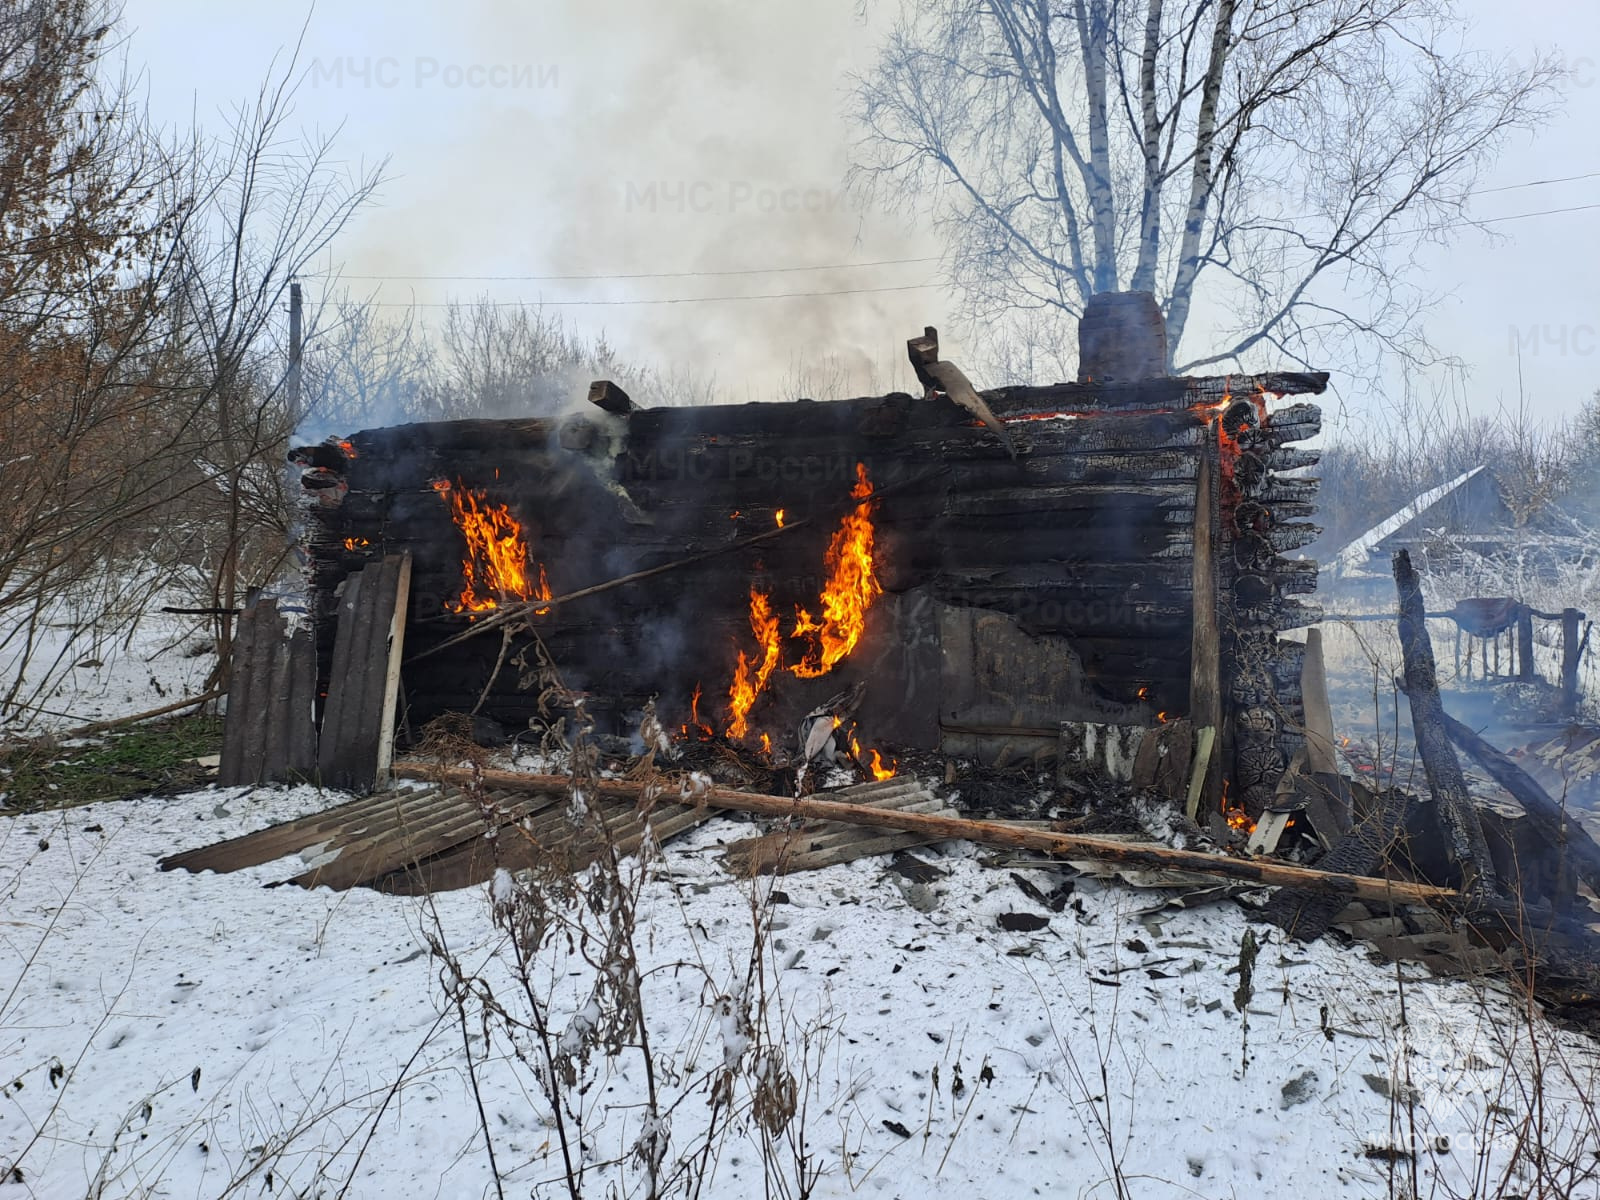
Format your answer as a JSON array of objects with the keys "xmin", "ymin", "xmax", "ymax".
[{"xmin": 122, "ymin": 0, "xmax": 1600, "ymax": 426}]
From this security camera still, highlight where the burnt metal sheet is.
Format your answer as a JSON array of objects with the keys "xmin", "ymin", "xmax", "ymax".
[{"xmin": 719, "ymin": 777, "xmax": 958, "ymax": 875}]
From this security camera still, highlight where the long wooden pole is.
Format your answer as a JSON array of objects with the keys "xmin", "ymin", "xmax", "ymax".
[
  {"xmin": 1186, "ymin": 449, "xmax": 1221, "ymax": 820},
  {"xmin": 394, "ymin": 763, "xmax": 1458, "ymax": 907},
  {"xmin": 1393, "ymin": 550, "xmax": 1495, "ymax": 897}
]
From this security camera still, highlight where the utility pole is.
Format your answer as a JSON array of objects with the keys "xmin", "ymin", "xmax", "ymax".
[{"xmin": 287, "ymin": 280, "xmax": 303, "ymax": 428}]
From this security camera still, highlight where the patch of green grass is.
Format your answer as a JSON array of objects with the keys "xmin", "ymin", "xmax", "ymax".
[{"xmin": 0, "ymin": 715, "xmax": 225, "ymax": 813}]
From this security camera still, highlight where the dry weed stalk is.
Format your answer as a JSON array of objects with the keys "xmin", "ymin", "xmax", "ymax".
[{"xmin": 404, "ymin": 632, "xmax": 831, "ymax": 1199}]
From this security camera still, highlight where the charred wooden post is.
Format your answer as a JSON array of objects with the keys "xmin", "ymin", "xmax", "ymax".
[
  {"xmin": 1516, "ymin": 605, "xmax": 1535, "ymax": 682},
  {"xmin": 1393, "ymin": 550, "xmax": 1496, "ymax": 897},
  {"xmin": 1187, "ymin": 451, "xmax": 1221, "ymax": 819},
  {"xmin": 1561, "ymin": 607, "xmax": 1585, "ymax": 715}
]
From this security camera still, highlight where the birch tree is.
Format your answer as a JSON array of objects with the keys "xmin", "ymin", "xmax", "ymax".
[{"xmin": 850, "ymin": 0, "xmax": 1562, "ymax": 377}]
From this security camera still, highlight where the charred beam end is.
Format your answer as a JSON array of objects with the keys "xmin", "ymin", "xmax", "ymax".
[
  {"xmin": 1393, "ymin": 549, "xmax": 1497, "ymax": 898},
  {"xmin": 588, "ymin": 379, "xmax": 637, "ymax": 415},
  {"xmin": 906, "ymin": 325, "xmax": 939, "ymax": 391}
]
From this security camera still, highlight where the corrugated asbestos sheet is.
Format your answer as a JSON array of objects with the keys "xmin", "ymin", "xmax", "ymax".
[
  {"xmin": 317, "ymin": 554, "xmax": 411, "ymax": 791},
  {"xmin": 159, "ymin": 780, "xmax": 714, "ymax": 893},
  {"xmin": 719, "ymin": 777, "xmax": 956, "ymax": 874},
  {"xmin": 218, "ymin": 600, "xmax": 317, "ymax": 787}
]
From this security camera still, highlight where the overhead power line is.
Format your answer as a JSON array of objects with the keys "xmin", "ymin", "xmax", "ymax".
[
  {"xmin": 1457, "ymin": 200, "xmax": 1600, "ymax": 228},
  {"xmin": 308, "ymin": 168, "xmax": 1600, "ymax": 285},
  {"xmin": 1471, "ymin": 170, "xmax": 1600, "ymax": 195},
  {"xmin": 310, "ymin": 256, "xmax": 941, "ymax": 283},
  {"xmin": 305, "ymin": 186, "xmax": 1598, "ymax": 309},
  {"xmin": 361, "ymin": 282, "xmax": 941, "ymax": 308}
]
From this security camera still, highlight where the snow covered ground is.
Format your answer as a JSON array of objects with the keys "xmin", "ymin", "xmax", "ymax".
[
  {"xmin": 4, "ymin": 780, "xmax": 1598, "ymax": 1200},
  {"xmin": 0, "ymin": 593, "xmax": 217, "ymax": 737}
]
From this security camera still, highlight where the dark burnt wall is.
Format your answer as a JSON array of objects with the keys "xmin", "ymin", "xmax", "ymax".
[{"xmin": 295, "ymin": 371, "xmax": 1326, "ymax": 761}]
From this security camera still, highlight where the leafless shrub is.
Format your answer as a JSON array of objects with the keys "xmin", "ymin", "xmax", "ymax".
[{"xmin": 397, "ymin": 641, "xmax": 833, "ymax": 1199}]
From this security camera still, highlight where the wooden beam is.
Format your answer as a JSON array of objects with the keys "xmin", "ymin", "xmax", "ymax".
[
  {"xmin": 1300, "ymin": 628, "xmax": 1338, "ymax": 776},
  {"xmin": 1393, "ymin": 550, "xmax": 1496, "ymax": 896},
  {"xmin": 1187, "ymin": 450, "xmax": 1221, "ymax": 819},
  {"xmin": 375, "ymin": 552, "xmax": 412, "ymax": 784},
  {"xmin": 906, "ymin": 326, "xmax": 939, "ymax": 391},
  {"xmin": 394, "ymin": 763, "xmax": 1460, "ymax": 907},
  {"xmin": 587, "ymin": 379, "xmax": 636, "ymax": 415}
]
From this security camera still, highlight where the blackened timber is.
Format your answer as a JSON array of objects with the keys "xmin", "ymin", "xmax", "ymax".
[
  {"xmin": 588, "ymin": 379, "xmax": 636, "ymax": 414},
  {"xmin": 1189, "ymin": 451, "xmax": 1222, "ymax": 819},
  {"xmin": 301, "ymin": 376, "xmax": 1325, "ymax": 752},
  {"xmin": 982, "ymin": 371, "xmax": 1329, "ymax": 414},
  {"xmin": 1438, "ymin": 708, "xmax": 1600, "ymax": 894},
  {"xmin": 1394, "ymin": 550, "xmax": 1496, "ymax": 896}
]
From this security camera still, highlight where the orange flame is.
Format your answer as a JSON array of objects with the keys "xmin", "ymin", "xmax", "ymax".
[
  {"xmin": 790, "ymin": 463, "xmax": 881, "ymax": 678},
  {"xmin": 760, "ymin": 732, "xmax": 772, "ymax": 755},
  {"xmin": 774, "ymin": 508, "xmax": 786, "ymax": 528},
  {"xmin": 343, "ymin": 536, "xmax": 370, "ymax": 551},
  {"xmin": 682, "ymin": 683, "xmax": 715, "ymax": 740},
  {"xmin": 1221, "ymin": 781, "xmax": 1255, "ymax": 836},
  {"xmin": 337, "ymin": 439, "xmax": 358, "ymax": 458},
  {"xmin": 847, "ymin": 733, "xmax": 898, "ymax": 781},
  {"xmin": 435, "ymin": 480, "xmax": 551, "ymax": 615},
  {"xmin": 726, "ymin": 588, "xmax": 782, "ymax": 739}
]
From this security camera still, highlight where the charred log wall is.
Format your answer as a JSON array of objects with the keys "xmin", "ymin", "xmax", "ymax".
[{"xmin": 296, "ymin": 372, "xmax": 1325, "ymax": 765}]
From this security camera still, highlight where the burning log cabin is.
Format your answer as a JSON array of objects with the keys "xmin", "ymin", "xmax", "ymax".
[{"xmin": 293, "ymin": 311, "xmax": 1327, "ymax": 825}]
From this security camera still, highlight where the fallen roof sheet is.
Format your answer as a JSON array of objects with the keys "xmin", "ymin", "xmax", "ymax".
[{"xmin": 159, "ymin": 778, "xmax": 715, "ymax": 893}]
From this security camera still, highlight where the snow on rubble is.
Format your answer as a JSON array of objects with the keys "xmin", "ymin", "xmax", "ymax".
[{"xmin": 3, "ymin": 782, "xmax": 1597, "ymax": 1200}]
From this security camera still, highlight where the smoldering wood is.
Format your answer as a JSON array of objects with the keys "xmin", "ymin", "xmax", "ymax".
[
  {"xmin": 300, "ymin": 370, "xmax": 1326, "ymax": 778},
  {"xmin": 1259, "ymin": 786, "xmax": 1418, "ymax": 939},
  {"xmin": 587, "ymin": 379, "xmax": 636, "ymax": 414},
  {"xmin": 395, "ymin": 764, "xmax": 1459, "ymax": 906},
  {"xmin": 1393, "ymin": 549, "xmax": 1496, "ymax": 896},
  {"xmin": 1437, "ymin": 708, "xmax": 1600, "ymax": 896}
]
